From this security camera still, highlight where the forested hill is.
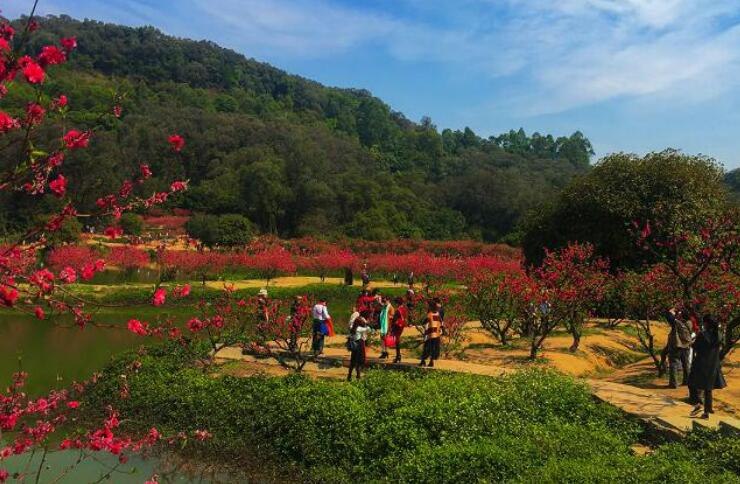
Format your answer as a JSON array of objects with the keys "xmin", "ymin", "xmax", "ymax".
[{"xmin": 0, "ymin": 15, "xmax": 595, "ymax": 241}]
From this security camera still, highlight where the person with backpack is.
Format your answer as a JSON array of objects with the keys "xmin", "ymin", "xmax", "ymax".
[
  {"xmin": 347, "ymin": 311, "xmax": 372, "ymax": 381},
  {"xmin": 666, "ymin": 308, "xmax": 694, "ymax": 388},
  {"xmin": 689, "ymin": 315, "xmax": 726, "ymax": 418}
]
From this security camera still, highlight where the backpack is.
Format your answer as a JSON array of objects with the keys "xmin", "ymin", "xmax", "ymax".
[{"xmin": 674, "ymin": 319, "xmax": 693, "ymax": 348}]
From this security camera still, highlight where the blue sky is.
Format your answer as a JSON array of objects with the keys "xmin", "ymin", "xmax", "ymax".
[{"xmin": 4, "ymin": 0, "xmax": 740, "ymax": 169}]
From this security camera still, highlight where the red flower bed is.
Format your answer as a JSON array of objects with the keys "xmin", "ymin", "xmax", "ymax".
[
  {"xmin": 46, "ymin": 245, "xmax": 96, "ymax": 270},
  {"xmin": 107, "ymin": 246, "xmax": 150, "ymax": 270}
]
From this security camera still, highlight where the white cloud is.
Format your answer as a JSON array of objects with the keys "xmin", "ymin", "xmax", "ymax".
[
  {"xmin": 190, "ymin": 0, "xmax": 740, "ymax": 114},
  {"xmin": 7, "ymin": 0, "xmax": 740, "ymax": 116},
  {"xmin": 192, "ymin": 0, "xmax": 400, "ymax": 56}
]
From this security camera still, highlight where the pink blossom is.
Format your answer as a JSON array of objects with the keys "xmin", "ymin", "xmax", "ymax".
[{"xmin": 152, "ymin": 288, "xmax": 166, "ymax": 306}]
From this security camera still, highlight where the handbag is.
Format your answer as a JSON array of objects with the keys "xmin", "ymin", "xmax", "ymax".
[
  {"xmin": 383, "ymin": 334, "xmax": 398, "ymax": 349},
  {"xmin": 346, "ymin": 337, "xmax": 358, "ymax": 352}
]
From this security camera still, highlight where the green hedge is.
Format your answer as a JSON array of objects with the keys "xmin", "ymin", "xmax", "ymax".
[{"xmin": 83, "ymin": 345, "xmax": 740, "ymax": 483}]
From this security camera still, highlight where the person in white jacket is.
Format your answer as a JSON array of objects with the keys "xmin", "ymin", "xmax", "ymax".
[{"xmin": 311, "ymin": 299, "xmax": 331, "ymax": 356}]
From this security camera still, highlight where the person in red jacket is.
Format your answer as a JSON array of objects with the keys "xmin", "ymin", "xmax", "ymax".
[{"xmin": 391, "ymin": 297, "xmax": 408, "ymax": 363}]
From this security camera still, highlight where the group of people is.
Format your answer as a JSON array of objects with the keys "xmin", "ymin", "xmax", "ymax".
[
  {"xmin": 662, "ymin": 308, "xmax": 726, "ymax": 419},
  {"xmin": 344, "ymin": 288, "xmax": 445, "ymax": 381}
]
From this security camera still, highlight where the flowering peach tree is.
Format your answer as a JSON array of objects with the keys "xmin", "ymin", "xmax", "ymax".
[
  {"xmin": 0, "ymin": 14, "xmax": 208, "ymax": 481},
  {"xmin": 634, "ymin": 209, "xmax": 740, "ymax": 359}
]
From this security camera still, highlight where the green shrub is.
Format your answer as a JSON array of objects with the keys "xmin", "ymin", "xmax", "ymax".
[
  {"xmin": 185, "ymin": 213, "xmax": 253, "ymax": 247},
  {"xmin": 83, "ymin": 348, "xmax": 740, "ymax": 483},
  {"xmin": 119, "ymin": 212, "xmax": 144, "ymax": 235}
]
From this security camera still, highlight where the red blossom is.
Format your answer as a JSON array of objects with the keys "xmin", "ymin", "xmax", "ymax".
[
  {"xmin": 167, "ymin": 134, "xmax": 185, "ymax": 152},
  {"xmin": 49, "ymin": 175, "xmax": 67, "ymax": 197},
  {"xmin": 25, "ymin": 102, "xmax": 45, "ymax": 125},
  {"xmin": 173, "ymin": 283, "xmax": 191, "ymax": 298},
  {"xmin": 63, "ymin": 129, "xmax": 90, "ymax": 149},
  {"xmin": 113, "ymin": 105, "xmax": 122, "ymax": 118},
  {"xmin": 169, "ymin": 180, "xmax": 188, "ymax": 192},
  {"xmin": 0, "ymin": 24, "xmax": 15, "ymax": 41},
  {"xmin": 53, "ymin": 94, "xmax": 68, "ymax": 108},
  {"xmin": 139, "ymin": 164, "xmax": 152, "ymax": 180},
  {"xmin": 47, "ymin": 151, "xmax": 64, "ymax": 168},
  {"xmin": 21, "ymin": 57, "xmax": 45, "ymax": 84},
  {"xmin": 0, "ymin": 111, "xmax": 19, "ymax": 132},
  {"xmin": 186, "ymin": 318, "xmax": 204, "ymax": 333},
  {"xmin": 80, "ymin": 263, "xmax": 96, "ymax": 281},
  {"xmin": 60, "ymin": 37, "xmax": 77, "ymax": 52},
  {"xmin": 33, "ymin": 306, "xmax": 45, "ymax": 320},
  {"xmin": 37, "ymin": 45, "xmax": 66, "ymax": 67},
  {"xmin": 103, "ymin": 226, "xmax": 123, "ymax": 239},
  {"xmin": 152, "ymin": 288, "xmax": 166, "ymax": 306},
  {"xmin": 59, "ymin": 266, "xmax": 77, "ymax": 284},
  {"xmin": 66, "ymin": 401, "xmax": 79, "ymax": 409},
  {"xmin": 127, "ymin": 319, "xmax": 149, "ymax": 336}
]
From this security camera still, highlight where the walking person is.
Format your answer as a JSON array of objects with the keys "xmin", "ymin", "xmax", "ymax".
[
  {"xmin": 689, "ymin": 315, "xmax": 727, "ymax": 419},
  {"xmin": 378, "ymin": 296, "xmax": 395, "ymax": 360},
  {"xmin": 391, "ymin": 297, "xmax": 408, "ymax": 363},
  {"xmin": 361, "ymin": 264, "xmax": 370, "ymax": 289},
  {"xmin": 347, "ymin": 311, "xmax": 372, "ymax": 381},
  {"xmin": 419, "ymin": 300, "xmax": 443, "ymax": 368},
  {"xmin": 311, "ymin": 298, "xmax": 331, "ymax": 357},
  {"xmin": 665, "ymin": 308, "xmax": 694, "ymax": 388}
]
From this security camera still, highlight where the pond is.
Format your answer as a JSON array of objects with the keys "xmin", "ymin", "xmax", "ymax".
[{"xmin": 0, "ymin": 308, "xmax": 240, "ymax": 483}]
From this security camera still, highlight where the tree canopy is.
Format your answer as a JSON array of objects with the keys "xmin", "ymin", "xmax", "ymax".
[
  {"xmin": 0, "ymin": 15, "xmax": 595, "ymax": 242},
  {"xmin": 521, "ymin": 150, "xmax": 732, "ymax": 269}
]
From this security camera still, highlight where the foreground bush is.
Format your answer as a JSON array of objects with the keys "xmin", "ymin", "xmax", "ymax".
[{"xmin": 83, "ymin": 345, "xmax": 740, "ymax": 483}]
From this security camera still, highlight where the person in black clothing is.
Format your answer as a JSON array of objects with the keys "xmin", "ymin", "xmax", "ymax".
[
  {"xmin": 688, "ymin": 315, "xmax": 726, "ymax": 419},
  {"xmin": 347, "ymin": 312, "xmax": 371, "ymax": 381}
]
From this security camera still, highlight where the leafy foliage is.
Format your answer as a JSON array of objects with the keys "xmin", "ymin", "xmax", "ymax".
[
  {"xmin": 85, "ymin": 348, "xmax": 740, "ymax": 483},
  {"xmin": 185, "ymin": 213, "xmax": 254, "ymax": 247},
  {"xmin": 522, "ymin": 150, "xmax": 730, "ymax": 269},
  {"xmin": 0, "ymin": 15, "xmax": 594, "ymax": 242}
]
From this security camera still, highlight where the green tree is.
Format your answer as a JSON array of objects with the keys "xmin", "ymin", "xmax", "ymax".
[
  {"xmin": 521, "ymin": 150, "xmax": 730, "ymax": 269},
  {"xmin": 119, "ymin": 213, "xmax": 144, "ymax": 236},
  {"xmin": 185, "ymin": 214, "xmax": 220, "ymax": 247},
  {"xmin": 216, "ymin": 214, "xmax": 254, "ymax": 247}
]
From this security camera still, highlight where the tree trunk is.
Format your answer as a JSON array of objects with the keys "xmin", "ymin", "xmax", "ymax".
[{"xmin": 569, "ymin": 332, "xmax": 581, "ymax": 352}]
